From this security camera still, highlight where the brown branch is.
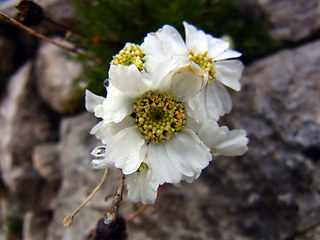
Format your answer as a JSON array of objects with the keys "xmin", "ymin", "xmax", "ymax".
[
  {"xmin": 125, "ymin": 204, "xmax": 151, "ymax": 224},
  {"xmin": 64, "ymin": 168, "xmax": 109, "ymax": 227},
  {"xmin": 0, "ymin": 10, "xmax": 105, "ymax": 65},
  {"xmin": 104, "ymin": 171, "xmax": 125, "ymax": 224},
  {"xmin": 43, "ymin": 16, "xmax": 102, "ymax": 44}
]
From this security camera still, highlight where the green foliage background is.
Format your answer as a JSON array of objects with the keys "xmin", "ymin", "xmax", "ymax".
[{"xmin": 72, "ymin": 0, "xmax": 279, "ymax": 97}]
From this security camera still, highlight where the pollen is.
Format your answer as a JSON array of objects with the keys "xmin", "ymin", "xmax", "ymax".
[
  {"xmin": 111, "ymin": 43, "xmax": 145, "ymax": 71},
  {"xmin": 133, "ymin": 91, "xmax": 186, "ymax": 143},
  {"xmin": 175, "ymin": 113, "xmax": 182, "ymax": 119},
  {"xmin": 188, "ymin": 50, "xmax": 216, "ymax": 82}
]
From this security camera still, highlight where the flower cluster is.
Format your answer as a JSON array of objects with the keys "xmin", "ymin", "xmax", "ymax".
[{"xmin": 85, "ymin": 22, "xmax": 248, "ymax": 204}]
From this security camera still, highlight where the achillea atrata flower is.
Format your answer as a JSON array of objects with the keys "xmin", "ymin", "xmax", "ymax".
[{"xmin": 85, "ymin": 23, "xmax": 248, "ymax": 204}]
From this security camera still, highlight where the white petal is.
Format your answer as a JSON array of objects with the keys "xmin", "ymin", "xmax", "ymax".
[
  {"xmin": 185, "ymin": 115, "xmax": 202, "ymax": 133},
  {"xmin": 185, "ymin": 80, "xmax": 231, "ymax": 124},
  {"xmin": 215, "ymin": 60, "xmax": 244, "ymax": 91},
  {"xmin": 98, "ymin": 83, "xmax": 133, "ymax": 123},
  {"xmin": 141, "ymin": 33, "xmax": 168, "ymax": 75},
  {"xmin": 109, "ymin": 64, "xmax": 150, "ymax": 98},
  {"xmin": 198, "ymin": 121, "xmax": 228, "ymax": 148},
  {"xmin": 159, "ymin": 62, "xmax": 204, "ymax": 100},
  {"xmin": 183, "ymin": 21, "xmax": 208, "ymax": 53},
  {"xmin": 206, "ymin": 35, "xmax": 230, "ymax": 59},
  {"xmin": 90, "ymin": 117, "xmax": 133, "ymax": 144},
  {"xmin": 205, "ymin": 80, "xmax": 232, "ymax": 119},
  {"xmin": 214, "ymin": 129, "xmax": 249, "ymax": 156},
  {"xmin": 181, "ymin": 171, "xmax": 201, "ymax": 183},
  {"xmin": 155, "ymin": 24, "xmax": 188, "ymax": 56},
  {"xmin": 126, "ymin": 170, "xmax": 159, "ymax": 204},
  {"xmin": 149, "ymin": 57, "xmax": 190, "ymax": 91},
  {"xmin": 91, "ymin": 159, "xmax": 113, "ymax": 169},
  {"xmin": 85, "ymin": 90, "xmax": 105, "ymax": 113},
  {"xmin": 146, "ymin": 143, "xmax": 182, "ymax": 184},
  {"xmin": 141, "ymin": 33, "xmax": 167, "ymax": 58},
  {"xmin": 214, "ymin": 49, "xmax": 242, "ymax": 61},
  {"xmin": 106, "ymin": 127, "xmax": 146, "ymax": 174},
  {"xmin": 166, "ymin": 129, "xmax": 212, "ymax": 177},
  {"xmin": 90, "ymin": 121, "xmax": 105, "ymax": 140}
]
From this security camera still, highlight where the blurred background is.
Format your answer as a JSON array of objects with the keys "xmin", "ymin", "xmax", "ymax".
[{"xmin": 0, "ymin": 0, "xmax": 319, "ymax": 239}]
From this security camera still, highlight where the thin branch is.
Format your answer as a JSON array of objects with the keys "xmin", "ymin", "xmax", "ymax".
[
  {"xmin": 64, "ymin": 168, "xmax": 109, "ymax": 227},
  {"xmin": 43, "ymin": 16, "xmax": 101, "ymax": 43},
  {"xmin": 0, "ymin": 10, "xmax": 105, "ymax": 65},
  {"xmin": 104, "ymin": 171, "xmax": 125, "ymax": 224},
  {"xmin": 125, "ymin": 204, "xmax": 151, "ymax": 224}
]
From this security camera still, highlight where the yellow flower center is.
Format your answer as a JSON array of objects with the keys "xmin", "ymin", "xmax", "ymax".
[
  {"xmin": 188, "ymin": 50, "xmax": 217, "ymax": 82},
  {"xmin": 133, "ymin": 91, "xmax": 186, "ymax": 144},
  {"xmin": 111, "ymin": 44, "xmax": 145, "ymax": 71}
]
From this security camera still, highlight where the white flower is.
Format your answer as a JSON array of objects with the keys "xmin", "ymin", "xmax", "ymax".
[
  {"xmin": 85, "ymin": 23, "xmax": 248, "ymax": 204},
  {"xmin": 141, "ymin": 22, "xmax": 244, "ymax": 121},
  {"xmin": 86, "ymin": 63, "xmax": 213, "ymax": 203},
  {"xmin": 197, "ymin": 120, "xmax": 249, "ymax": 157}
]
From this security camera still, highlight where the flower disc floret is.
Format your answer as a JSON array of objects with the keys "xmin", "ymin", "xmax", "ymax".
[
  {"xmin": 133, "ymin": 91, "xmax": 186, "ymax": 144},
  {"xmin": 188, "ymin": 50, "xmax": 217, "ymax": 82},
  {"xmin": 111, "ymin": 44, "xmax": 145, "ymax": 70}
]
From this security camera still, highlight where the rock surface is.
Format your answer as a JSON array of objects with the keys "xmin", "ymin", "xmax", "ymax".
[
  {"xmin": 47, "ymin": 113, "xmax": 120, "ymax": 240},
  {"xmin": 35, "ymin": 38, "xmax": 83, "ymax": 114},
  {"xmin": 32, "ymin": 143, "xmax": 61, "ymax": 182},
  {"xmin": 257, "ymin": 0, "xmax": 320, "ymax": 41},
  {"xmin": 0, "ymin": 62, "xmax": 52, "ymax": 209}
]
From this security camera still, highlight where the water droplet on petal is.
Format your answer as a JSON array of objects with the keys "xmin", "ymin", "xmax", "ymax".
[
  {"xmin": 91, "ymin": 145, "xmax": 106, "ymax": 157},
  {"xmin": 103, "ymin": 79, "xmax": 110, "ymax": 88}
]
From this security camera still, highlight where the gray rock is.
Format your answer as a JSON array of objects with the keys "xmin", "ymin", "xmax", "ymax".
[
  {"xmin": 0, "ymin": 62, "xmax": 52, "ymax": 209},
  {"xmin": 34, "ymin": 0, "xmax": 76, "ymax": 26},
  {"xmin": 257, "ymin": 0, "xmax": 320, "ymax": 41},
  {"xmin": 0, "ymin": 33, "xmax": 15, "ymax": 78},
  {"xmin": 47, "ymin": 112, "xmax": 120, "ymax": 240},
  {"xmin": 32, "ymin": 143, "xmax": 61, "ymax": 182},
  {"xmin": 35, "ymin": 38, "xmax": 83, "ymax": 114},
  {"xmin": 217, "ymin": 39, "xmax": 320, "ymax": 239},
  {"xmin": 237, "ymin": 40, "xmax": 320, "ymax": 147},
  {"xmin": 23, "ymin": 211, "xmax": 51, "ymax": 240}
]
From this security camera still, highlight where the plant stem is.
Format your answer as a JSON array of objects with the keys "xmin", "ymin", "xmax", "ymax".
[
  {"xmin": 63, "ymin": 168, "xmax": 109, "ymax": 227},
  {"xmin": 0, "ymin": 10, "xmax": 105, "ymax": 65}
]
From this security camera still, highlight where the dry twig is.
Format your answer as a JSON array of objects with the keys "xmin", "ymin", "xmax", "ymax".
[
  {"xmin": 104, "ymin": 171, "xmax": 125, "ymax": 224},
  {"xmin": 125, "ymin": 204, "xmax": 151, "ymax": 224},
  {"xmin": 0, "ymin": 10, "xmax": 105, "ymax": 65},
  {"xmin": 64, "ymin": 168, "xmax": 109, "ymax": 227}
]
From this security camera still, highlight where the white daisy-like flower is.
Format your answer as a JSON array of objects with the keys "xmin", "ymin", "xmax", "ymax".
[
  {"xmin": 85, "ymin": 24, "xmax": 248, "ymax": 204},
  {"xmin": 86, "ymin": 63, "xmax": 213, "ymax": 203},
  {"xmin": 141, "ymin": 21, "xmax": 244, "ymax": 121}
]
